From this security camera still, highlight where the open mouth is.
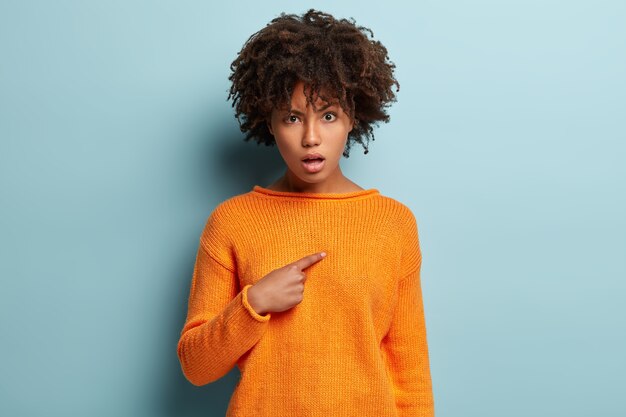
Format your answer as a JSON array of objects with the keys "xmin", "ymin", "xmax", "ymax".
[
  {"xmin": 302, "ymin": 153, "xmax": 325, "ymax": 162},
  {"xmin": 301, "ymin": 157, "xmax": 325, "ymax": 173}
]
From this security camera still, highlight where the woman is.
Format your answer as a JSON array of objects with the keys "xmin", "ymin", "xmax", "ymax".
[{"xmin": 177, "ymin": 9, "xmax": 435, "ymax": 416}]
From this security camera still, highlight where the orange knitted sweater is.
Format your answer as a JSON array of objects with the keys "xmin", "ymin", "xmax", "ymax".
[{"xmin": 177, "ymin": 185, "xmax": 435, "ymax": 416}]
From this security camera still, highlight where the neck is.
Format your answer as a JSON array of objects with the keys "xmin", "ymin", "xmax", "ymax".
[{"xmin": 274, "ymin": 168, "xmax": 356, "ymax": 194}]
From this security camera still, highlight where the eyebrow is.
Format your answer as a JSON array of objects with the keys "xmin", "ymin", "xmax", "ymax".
[{"xmin": 287, "ymin": 103, "xmax": 337, "ymax": 115}]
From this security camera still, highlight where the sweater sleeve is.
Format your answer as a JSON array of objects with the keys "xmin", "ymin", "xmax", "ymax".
[
  {"xmin": 177, "ymin": 209, "xmax": 272, "ymax": 386},
  {"xmin": 381, "ymin": 212, "xmax": 435, "ymax": 416}
]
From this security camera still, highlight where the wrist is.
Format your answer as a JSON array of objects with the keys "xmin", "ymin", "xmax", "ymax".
[{"xmin": 247, "ymin": 285, "xmax": 266, "ymax": 315}]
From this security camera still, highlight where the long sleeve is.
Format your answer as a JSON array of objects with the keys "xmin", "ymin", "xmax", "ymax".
[
  {"xmin": 177, "ymin": 211, "xmax": 272, "ymax": 386},
  {"xmin": 381, "ymin": 212, "xmax": 435, "ymax": 416}
]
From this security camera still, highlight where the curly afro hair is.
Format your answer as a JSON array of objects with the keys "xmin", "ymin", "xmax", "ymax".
[{"xmin": 227, "ymin": 9, "xmax": 400, "ymax": 157}]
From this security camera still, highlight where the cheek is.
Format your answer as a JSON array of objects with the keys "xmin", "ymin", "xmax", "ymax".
[
  {"xmin": 274, "ymin": 137, "xmax": 300, "ymax": 163},
  {"xmin": 328, "ymin": 126, "xmax": 350, "ymax": 147},
  {"xmin": 274, "ymin": 128, "xmax": 301, "ymax": 149}
]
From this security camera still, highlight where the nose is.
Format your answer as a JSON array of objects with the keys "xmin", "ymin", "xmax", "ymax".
[{"xmin": 302, "ymin": 119, "xmax": 321, "ymax": 148}]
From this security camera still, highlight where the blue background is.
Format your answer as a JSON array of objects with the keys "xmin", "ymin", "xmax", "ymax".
[{"xmin": 1, "ymin": 1, "xmax": 624, "ymax": 416}]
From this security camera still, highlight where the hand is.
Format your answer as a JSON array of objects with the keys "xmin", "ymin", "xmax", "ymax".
[{"xmin": 247, "ymin": 252, "xmax": 327, "ymax": 314}]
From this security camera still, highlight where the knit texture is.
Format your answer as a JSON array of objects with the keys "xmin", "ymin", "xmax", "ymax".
[{"xmin": 177, "ymin": 185, "xmax": 435, "ymax": 416}]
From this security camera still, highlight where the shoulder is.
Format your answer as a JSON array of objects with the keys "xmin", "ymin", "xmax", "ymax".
[
  {"xmin": 376, "ymin": 193, "xmax": 421, "ymax": 266},
  {"xmin": 375, "ymin": 193, "xmax": 418, "ymax": 230},
  {"xmin": 382, "ymin": 191, "xmax": 421, "ymax": 256},
  {"xmin": 207, "ymin": 190, "xmax": 257, "ymax": 222},
  {"xmin": 198, "ymin": 191, "xmax": 257, "ymax": 269},
  {"xmin": 200, "ymin": 191, "xmax": 252, "ymax": 241},
  {"xmin": 210, "ymin": 195, "xmax": 240, "ymax": 215}
]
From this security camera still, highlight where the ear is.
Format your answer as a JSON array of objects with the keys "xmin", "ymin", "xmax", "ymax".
[{"xmin": 349, "ymin": 117, "xmax": 356, "ymax": 133}]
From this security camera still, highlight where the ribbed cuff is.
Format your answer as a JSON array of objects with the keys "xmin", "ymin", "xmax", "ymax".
[{"xmin": 241, "ymin": 284, "xmax": 271, "ymax": 322}]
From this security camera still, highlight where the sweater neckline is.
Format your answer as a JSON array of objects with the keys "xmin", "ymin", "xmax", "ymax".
[{"xmin": 252, "ymin": 185, "xmax": 380, "ymax": 200}]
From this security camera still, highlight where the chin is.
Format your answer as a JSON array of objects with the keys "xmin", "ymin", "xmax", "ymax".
[{"xmin": 298, "ymin": 174, "xmax": 326, "ymax": 183}]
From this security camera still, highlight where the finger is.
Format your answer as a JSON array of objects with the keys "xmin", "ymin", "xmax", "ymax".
[{"xmin": 293, "ymin": 251, "xmax": 326, "ymax": 270}]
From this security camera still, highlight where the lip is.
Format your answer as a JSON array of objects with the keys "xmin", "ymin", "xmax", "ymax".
[
  {"xmin": 301, "ymin": 158, "xmax": 325, "ymax": 173},
  {"xmin": 301, "ymin": 153, "xmax": 325, "ymax": 161}
]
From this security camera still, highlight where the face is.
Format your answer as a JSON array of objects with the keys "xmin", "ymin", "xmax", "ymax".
[{"xmin": 267, "ymin": 80, "xmax": 354, "ymax": 190}]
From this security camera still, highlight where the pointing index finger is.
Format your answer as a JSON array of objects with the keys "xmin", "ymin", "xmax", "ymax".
[{"xmin": 294, "ymin": 251, "xmax": 327, "ymax": 271}]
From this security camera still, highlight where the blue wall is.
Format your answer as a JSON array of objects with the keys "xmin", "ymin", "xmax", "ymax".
[{"xmin": 1, "ymin": 1, "xmax": 624, "ymax": 416}]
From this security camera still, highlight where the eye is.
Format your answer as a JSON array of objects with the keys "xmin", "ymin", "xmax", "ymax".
[
  {"xmin": 285, "ymin": 114, "xmax": 300, "ymax": 124},
  {"xmin": 323, "ymin": 112, "xmax": 337, "ymax": 122}
]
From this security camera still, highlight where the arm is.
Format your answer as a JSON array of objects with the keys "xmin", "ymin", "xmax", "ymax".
[
  {"xmin": 177, "ymin": 214, "xmax": 271, "ymax": 386},
  {"xmin": 381, "ymin": 212, "xmax": 435, "ymax": 416}
]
